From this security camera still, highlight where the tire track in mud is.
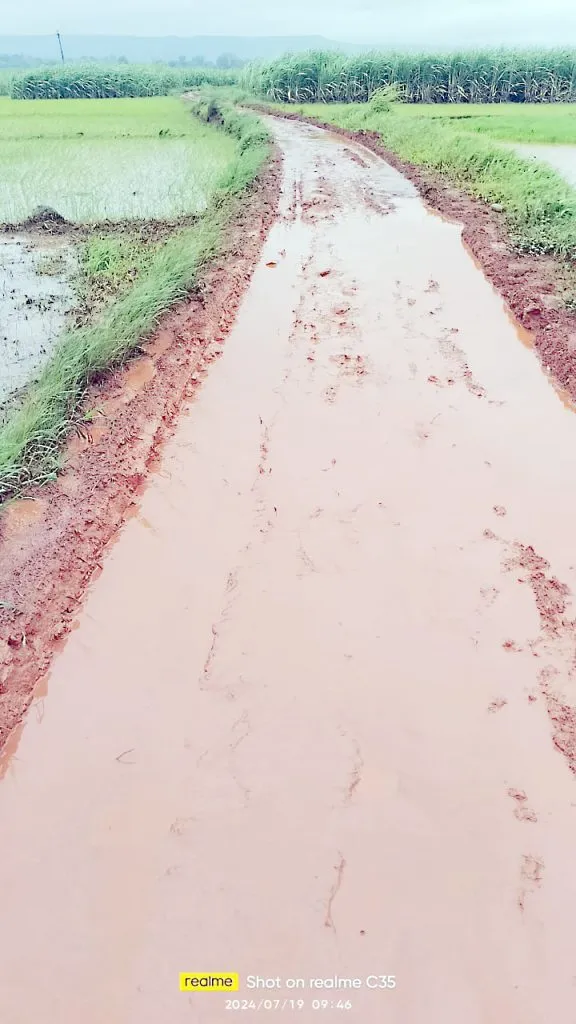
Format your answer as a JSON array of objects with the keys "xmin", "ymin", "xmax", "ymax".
[
  {"xmin": 195, "ymin": 178, "xmax": 367, "ymax": 799},
  {"xmin": 193, "ymin": 149, "xmax": 379, "ymax": 839},
  {"xmin": 494, "ymin": 534, "xmax": 576, "ymax": 775}
]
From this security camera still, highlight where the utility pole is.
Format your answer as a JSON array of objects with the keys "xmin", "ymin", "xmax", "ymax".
[{"xmin": 56, "ymin": 32, "xmax": 65, "ymax": 63}]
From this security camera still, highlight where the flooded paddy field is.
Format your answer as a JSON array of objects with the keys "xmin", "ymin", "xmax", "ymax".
[
  {"xmin": 0, "ymin": 235, "xmax": 76, "ymax": 407},
  {"xmin": 0, "ymin": 94, "xmax": 236, "ymax": 415},
  {"xmin": 510, "ymin": 142, "xmax": 576, "ymax": 188}
]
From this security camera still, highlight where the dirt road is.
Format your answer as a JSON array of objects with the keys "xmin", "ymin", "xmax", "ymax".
[{"xmin": 1, "ymin": 117, "xmax": 576, "ymax": 1022}]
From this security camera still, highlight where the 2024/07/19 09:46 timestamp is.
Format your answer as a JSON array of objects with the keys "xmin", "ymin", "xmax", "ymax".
[{"xmin": 225, "ymin": 999, "xmax": 355, "ymax": 1011}]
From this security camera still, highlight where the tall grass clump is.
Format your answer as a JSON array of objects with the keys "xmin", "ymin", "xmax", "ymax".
[
  {"xmin": 11, "ymin": 64, "xmax": 237, "ymax": 100},
  {"xmin": 0, "ymin": 99, "xmax": 269, "ymax": 499},
  {"xmin": 241, "ymin": 49, "xmax": 576, "ymax": 104},
  {"xmin": 0, "ymin": 70, "xmax": 14, "ymax": 96}
]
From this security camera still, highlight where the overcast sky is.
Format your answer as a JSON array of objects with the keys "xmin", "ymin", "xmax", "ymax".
[{"xmin": 3, "ymin": 0, "xmax": 576, "ymax": 47}]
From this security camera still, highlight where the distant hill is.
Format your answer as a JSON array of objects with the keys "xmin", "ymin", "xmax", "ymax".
[{"xmin": 0, "ymin": 35, "xmax": 372, "ymax": 66}]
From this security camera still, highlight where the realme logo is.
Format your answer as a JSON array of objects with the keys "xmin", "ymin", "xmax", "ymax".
[{"xmin": 180, "ymin": 973, "xmax": 239, "ymax": 992}]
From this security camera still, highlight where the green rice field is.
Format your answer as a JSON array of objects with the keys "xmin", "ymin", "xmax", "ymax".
[
  {"xmin": 0, "ymin": 96, "xmax": 237, "ymax": 223},
  {"xmin": 396, "ymin": 103, "xmax": 576, "ymax": 144}
]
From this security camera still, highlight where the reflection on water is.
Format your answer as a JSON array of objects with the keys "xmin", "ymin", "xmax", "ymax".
[
  {"xmin": 512, "ymin": 142, "xmax": 576, "ymax": 189},
  {"xmin": 0, "ymin": 235, "xmax": 76, "ymax": 410}
]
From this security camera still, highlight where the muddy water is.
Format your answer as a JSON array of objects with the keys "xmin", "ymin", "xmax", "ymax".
[
  {"xmin": 0, "ymin": 236, "xmax": 75, "ymax": 407},
  {"xmin": 1, "ymin": 118, "xmax": 576, "ymax": 1023},
  {"xmin": 512, "ymin": 142, "xmax": 576, "ymax": 188}
]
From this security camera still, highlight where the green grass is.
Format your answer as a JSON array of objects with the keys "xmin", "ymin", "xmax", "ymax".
[
  {"xmin": 0, "ymin": 96, "xmax": 238, "ymax": 223},
  {"xmin": 72, "ymin": 231, "xmax": 163, "ymax": 321},
  {"xmin": 396, "ymin": 103, "xmax": 576, "ymax": 143},
  {"xmin": 81, "ymin": 233, "xmax": 158, "ymax": 290},
  {"xmin": 0, "ymin": 99, "xmax": 270, "ymax": 499},
  {"xmin": 274, "ymin": 100, "xmax": 576, "ymax": 257},
  {"xmin": 242, "ymin": 49, "xmax": 576, "ymax": 104}
]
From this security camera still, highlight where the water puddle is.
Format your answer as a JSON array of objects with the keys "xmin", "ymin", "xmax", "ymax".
[
  {"xmin": 464, "ymin": 240, "xmax": 576, "ymax": 414},
  {"xmin": 511, "ymin": 143, "xmax": 576, "ymax": 189},
  {"xmin": 0, "ymin": 235, "xmax": 76, "ymax": 410}
]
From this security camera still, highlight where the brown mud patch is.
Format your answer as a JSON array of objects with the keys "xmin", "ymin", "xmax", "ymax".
[
  {"xmin": 251, "ymin": 104, "xmax": 576, "ymax": 406},
  {"xmin": 1, "ymin": 211, "xmax": 200, "ymax": 240},
  {"xmin": 501, "ymin": 540, "xmax": 576, "ymax": 776},
  {"xmin": 0, "ymin": 152, "xmax": 282, "ymax": 749}
]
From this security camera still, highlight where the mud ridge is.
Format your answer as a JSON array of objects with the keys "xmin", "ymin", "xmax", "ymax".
[
  {"xmin": 503, "ymin": 540, "xmax": 576, "ymax": 775},
  {"xmin": 0, "ymin": 151, "xmax": 282, "ymax": 750}
]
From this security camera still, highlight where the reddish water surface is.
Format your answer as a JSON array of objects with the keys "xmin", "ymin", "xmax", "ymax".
[{"xmin": 1, "ymin": 118, "xmax": 576, "ymax": 1023}]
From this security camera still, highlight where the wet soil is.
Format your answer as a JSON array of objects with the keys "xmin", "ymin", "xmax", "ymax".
[
  {"xmin": 1, "ymin": 211, "xmax": 201, "ymax": 240},
  {"xmin": 1, "ymin": 120, "xmax": 576, "ymax": 1021}
]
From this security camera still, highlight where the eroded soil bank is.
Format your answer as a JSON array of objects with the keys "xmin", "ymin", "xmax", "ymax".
[{"xmin": 0, "ymin": 119, "xmax": 576, "ymax": 1022}]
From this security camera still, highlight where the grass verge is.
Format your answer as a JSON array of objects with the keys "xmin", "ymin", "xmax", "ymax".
[
  {"xmin": 272, "ymin": 100, "xmax": 576, "ymax": 258},
  {"xmin": 0, "ymin": 96, "xmax": 270, "ymax": 502}
]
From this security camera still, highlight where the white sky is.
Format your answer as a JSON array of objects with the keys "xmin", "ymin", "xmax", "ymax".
[{"xmin": 2, "ymin": 0, "xmax": 576, "ymax": 46}]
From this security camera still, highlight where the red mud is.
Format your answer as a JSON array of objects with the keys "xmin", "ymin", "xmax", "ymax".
[
  {"xmin": 502, "ymin": 540, "xmax": 576, "ymax": 774},
  {"xmin": 251, "ymin": 105, "xmax": 576, "ymax": 404},
  {"xmin": 0, "ymin": 153, "xmax": 282, "ymax": 749}
]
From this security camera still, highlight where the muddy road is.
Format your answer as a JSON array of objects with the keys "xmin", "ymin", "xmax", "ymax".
[{"xmin": 1, "ymin": 118, "xmax": 576, "ymax": 1022}]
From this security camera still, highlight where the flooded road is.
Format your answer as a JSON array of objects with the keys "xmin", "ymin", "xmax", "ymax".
[
  {"xmin": 512, "ymin": 141, "xmax": 576, "ymax": 188},
  {"xmin": 1, "ymin": 118, "xmax": 576, "ymax": 1023}
]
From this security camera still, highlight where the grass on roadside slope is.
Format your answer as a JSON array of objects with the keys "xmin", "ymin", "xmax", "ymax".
[
  {"xmin": 0, "ymin": 99, "xmax": 270, "ymax": 500},
  {"xmin": 280, "ymin": 101, "xmax": 576, "ymax": 257}
]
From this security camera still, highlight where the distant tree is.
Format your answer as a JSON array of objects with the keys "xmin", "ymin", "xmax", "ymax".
[
  {"xmin": 0, "ymin": 53, "xmax": 59, "ymax": 68},
  {"xmin": 216, "ymin": 52, "xmax": 235, "ymax": 69},
  {"xmin": 169, "ymin": 54, "xmax": 210, "ymax": 68},
  {"xmin": 118, "ymin": 55, "xmax": 129, "ymax": 64}
]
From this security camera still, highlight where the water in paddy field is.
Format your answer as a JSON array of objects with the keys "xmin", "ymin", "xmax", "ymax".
[
  {"xmin": 0, "ymin": 235, "xmax": 76, "ymax": 409},
  {"xmin": 511, "ymin": 143, "xmax": 576, "ymax": 188}
]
